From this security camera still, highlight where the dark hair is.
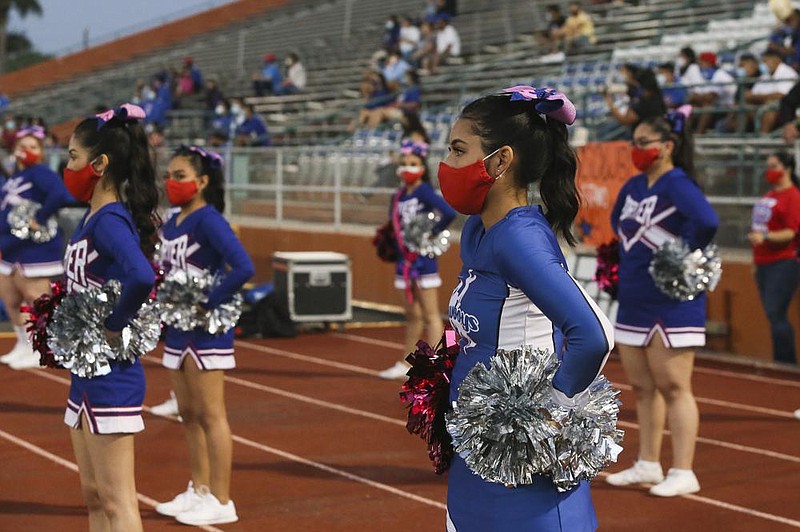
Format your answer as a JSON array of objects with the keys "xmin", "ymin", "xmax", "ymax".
[
  {"xmin": 739, "ymin": 53, "xmax": 757, "ymax": 63},
  {"xmin": 401, "ymin": 111, "xmax": 431, "ymax": 144},
  {"xmin": 636, "ymin": 68, "xmax": 663, "ymax": 98},
  {"xmin": 636, "ymin": 114, "xmax": 695, "ymax": 177},
  {"xmin": 762, "ymin": 48, "xmax": 782, "ymax": 60},
  {"xmin": 459, "ymin": 94, "xmax": 579, "ymax": 245},
  {"xmin": 73, "ymin": 114, "xmax": 160, "ymax": 258},
  {"xmin": 658, "ymin": 61, "xmax": 675, "ymax": 72},
  {"xmin": 679, "ymin": 47, "xmax": 696, "ymax": 76},
  {"xmin": 171, "ymin": 145, "xmax": 226, "ymax": 212},
  {"xmin": 771, "ymin": 151, "xmax": 800, "ymax": 187}
]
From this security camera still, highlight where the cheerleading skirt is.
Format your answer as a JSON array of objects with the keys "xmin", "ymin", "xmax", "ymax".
[
  {"xmin": 0, "ymin": 259, "xmax": 64, "ymax": 278},
  {"xmin": 0, "ymin": 236, "xmax": 65, "ymax": 278},
  {"xmin": 163, "ymin": 328, "xmax": 236, "ymax": 371},
  {"xmin": 64, "ymin": 359, "xmax": 145, "ymax": 434},
  {"xmin": 394, "ymin": 256, "xmax": 441, "ymax": 289},
  {"xmin": 446, "ymin": 455, "xmax": 598, "ymax": 532},
  {"xmin": 615, "ymin": 293, "xmax": 706, "ymax": 348}
]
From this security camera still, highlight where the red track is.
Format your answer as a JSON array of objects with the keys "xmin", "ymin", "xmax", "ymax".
[{"xmin": 1, "ymin": 327, "xmax": 799, "ymax": 531}]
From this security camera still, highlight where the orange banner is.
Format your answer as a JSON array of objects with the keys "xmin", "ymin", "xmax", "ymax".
[{"xmin": 574, "ymin": 140, "xmax": 637, "ymax": 247}]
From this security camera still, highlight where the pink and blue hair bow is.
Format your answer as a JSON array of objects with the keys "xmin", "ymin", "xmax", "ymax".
[
  {"xmin": 15, "ymin": 125, "xmax": 46, "ymax": 140},
  {"xmin": 400, "ymin": 139, "xmax": 429, "ymax": 158},
  {"xmin": 186, "ymin": 145, "xmax": 224, "ymax": 168},
  {"xmin": 666, "ymin": 104, "xmax": 692, "ymax": 134},
  {"xmin": 501, "ymin": 85, "xmax": 577, "ymax": 125},
  {"xmin": 94, "ymin": 103, "xmax": 146, "ymax": 130}
]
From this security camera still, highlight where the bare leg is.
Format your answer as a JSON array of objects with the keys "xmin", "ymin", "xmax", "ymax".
[
  {"xmin": 0, "ymin": 273, "xmax": 24, "ymax": 327},
  {"xmin": 618, "ymin": 344, "xmax": 665, "ymax": 462},
  {"xmin": 70, "ymin": 428, "xmax": 111, "ymax": 532},
  {"xmin": 172, "ymin": 361, "xmax": 210, "ymax": 488},
  {"xmin": 415, "ymin": 286, "xmax": 443, "ymax": 347},
  {"xmin": 403, "ymin": 291, "xmax": 424, "ymax": 356}
]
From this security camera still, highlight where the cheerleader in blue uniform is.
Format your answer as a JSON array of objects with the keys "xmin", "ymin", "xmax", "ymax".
[
  {"xmin": 155, "ymin": 146, "xmax": 253, "ymax": 526},
  {"xmin": 62, "ymin": 104, "xmax": 159, "ymax": 532},
  {"xmin": 379, "ymin": 140, "xmax": 456, "ymax": 379},
  {"xmin": 0, "ymin": 126, "xmax": 72, "ymax": 370},
  {"xmin": 605, "ymin": 108, "xmax": 718, "ymax": 497},
  {"xmin": 440, "ymin": 87, "xmax": 614, "ymax": 532}
]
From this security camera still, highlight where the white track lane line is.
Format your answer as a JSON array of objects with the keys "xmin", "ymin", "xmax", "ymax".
[
  {"xmin": 331, "ymin": 332, "xmax": 800, "ymax": 388},
  {"xmin": 329, "ymin": 333, "xmax": 800, "ymax": 417},
  {"xmin": 0, "ymin": 423, "xmax": 224, "ymax": 532}
]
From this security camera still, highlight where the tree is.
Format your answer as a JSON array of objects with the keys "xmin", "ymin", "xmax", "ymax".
[{"xmin": 0, "ymin": 0, "xmax": 43, "ymax": 74}]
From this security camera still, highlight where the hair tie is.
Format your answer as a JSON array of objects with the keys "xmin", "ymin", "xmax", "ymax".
[
  {"xmin": 400, "ymin": 139, "xmax": 429, "ymax": 158},
  {"xmin": 666, "ymin": 104, "xmax": 692, "ymax": 134},
  {"xmin": 501, "ymin": 85, "xmax": 577, "ymax": 125},
  {"xmin": 15, "ymin": 126, "xmax": 46, "ymax": 140},
  {"xmin": 184, "ymin": 145, "xmax": 224, "ymax": 168},
  {"xmin": 95, "ymin": 103, "xmax": 146, "ymax": 131}
]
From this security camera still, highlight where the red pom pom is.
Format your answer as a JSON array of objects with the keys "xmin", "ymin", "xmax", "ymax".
[
  {"xmin": 372, "ymin": 221, "xmax": 399, "ymax": 263},
  {"xmin": 23, "ymin": 279, "xmax": 67, "ymax": 368},
  {"xmin": 594, "ymin": 239, "xmax": 620, "ymax": 299},
  {"xmin": 400, "ymin": 333, "xmax": 460, "ymax": 474}
]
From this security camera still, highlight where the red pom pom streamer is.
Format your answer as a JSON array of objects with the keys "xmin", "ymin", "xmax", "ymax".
[
  {"xmin": 594, "ymin": 239, "xmax": 620, "ymax": 299},
  {"xmin": 22, "ymin": 279, "xmax": 67, "ymax": 368},
  {"xmin": 399, "ymin": 334, "xmax": 460, "ymax": 474}
]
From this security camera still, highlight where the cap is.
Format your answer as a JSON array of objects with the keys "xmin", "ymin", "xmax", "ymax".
[
  {"xmin": 183, "ymin": 56, "xmax": 193, "ymax": 64},
  {"xmin": 264, "ymin": 53, "xmax": 276, "ymax": 62},
  {"xmin": 698, "ymin": 52, "xmax": 717, "ymax": 66}
]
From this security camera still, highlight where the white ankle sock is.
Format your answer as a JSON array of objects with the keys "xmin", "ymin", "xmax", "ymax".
[
  {"xmin": 637, "ymin": 459, "xmax": 662, "ymax": 469},
  {"xmin": 13, "ymin": 325, "xmax": 28, "ymax": 346}
]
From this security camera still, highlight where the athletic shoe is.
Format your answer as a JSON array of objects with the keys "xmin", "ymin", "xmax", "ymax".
[
  {"xmin": 150, "ymin": 391, "xmax": 180, "ymax": 417},
  {"xmin": 378, "ymin": 361, "xmax": 411, "ymax": 380},
  {"xmin": 605, "ymin": 460, "xmax": 664, "ymax": 486},
  {"xmin": 0, "ymin": 344, "xmax": 25, "ymax": 364},
  {"xmin": 175, "ymin": 492, "xmax": 238, "ymax": 526},
  {"xmin": 155, "ymin": 482, "xmax": 202, "ymax": 517},
  {"xmin": 649, "ymin": 468, "xmax": 700, "ymax": 497},
  {"xmin": 794, "ymin": 409, "xmax": 800, "ymax": 420},
  {"xmin": 8, "ymin": 346, "xmax": 39, "ymax": 370}
]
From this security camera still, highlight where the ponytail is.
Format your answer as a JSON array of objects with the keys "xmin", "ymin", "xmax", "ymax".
[
  {"xmin": 772, "ymin": 151, "xmax": 800, "ymax": 188},
  {"xmin": 637, "ymin": 113, "xmax": 696, "ymax": 179}
]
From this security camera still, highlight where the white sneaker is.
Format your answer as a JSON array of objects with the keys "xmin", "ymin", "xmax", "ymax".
[
  {"xmin": 8, "ymin": 346, "xmax": 39, "ymax": 370},
  {"xmin": 649, "ymin": 468, "xmax": 700, "ymax": 497},
  {"xmin": 175, "ymin": 492, "xmax": 238, "ymax": 526},
  {"xmin": 0, "ymin": 344, "xmax": 24, "ymax": 364},
  {"xmin": 150, "ymin": 391, "xmax": 180, "ymax": 417},
  {"xmin": 155, "ymin": 481, "xmax": 202, "ymax": 517},
  {"xmin": 606, "ymin": 460, "xmax": 664, "ymax": 486},
  {"xmin": 794, "ymin": 409, "xmax": 800, "ymax": 420},
  {"xmin": 378, "ymin": 361, "xmax": 411, "ymax": 380}
]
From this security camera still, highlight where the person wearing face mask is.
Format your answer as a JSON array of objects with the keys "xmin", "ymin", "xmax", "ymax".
[
  {"xmin": 61, "ymin": 103, "xmax": 159, "ymax": 532},
  {"xmin": 687, "ymin": 52, "xmax": 736, "ymax": 134},
  {"xmin": 154, "ymin": 146, "xmax": 253, "ymax": 525},
  {"xmin": 439, "ymin": 86, "xmax": 613, "ymax": 532},
  {"xmin": 605, "ymin": 64, "xmax": 666, "ymax": 127},
  {"xmin": 378, "ymin": 140, "xmax": 456, "ymax": 380},
  {"xmin": 0, "ymin": 126, "xmax": 73, "ymax": 370},
  {"xmin": 748, "ymin": 152, "xmax": 800, "ymax": 364},
  {"xmin": 606, "ymin": 107, "xmax": 719, "ymax": 497},
  {"xmin": 745, "ymin": 49, "xmax": 799, "ymax": 133},
  {"xmin": 656, "ymin": 62, "xmax": 688, "ymax": 111}
]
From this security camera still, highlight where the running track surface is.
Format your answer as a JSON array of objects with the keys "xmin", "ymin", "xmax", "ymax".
[{"xmin": 1, "ymin": 327, "xmax": 799, "ymax": 532}]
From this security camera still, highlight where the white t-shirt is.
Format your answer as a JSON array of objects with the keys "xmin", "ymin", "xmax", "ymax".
[
  {"xmin": 399, "ymin": 25, "xmax": 421, "ymax": 55},
  {"xmin": 287, "ymin": 63, "xmax": 307, "ymax": 89},
  {"xmin": 436, "ymin": 24, "xmax": 461, "ymax": 56},
  {"xmin": 751, "ymin": 62, "xmax": 799, "ymax": 96}
]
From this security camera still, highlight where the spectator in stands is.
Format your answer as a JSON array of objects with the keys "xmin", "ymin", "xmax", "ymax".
[
  {"xmin": 687, "ymin": 52, "xmax": 735, "ymax": 134},
  {"xmin": 435, "ymin": 0, "xmax": 457, "ymax": 17},
  {"xmin": 398, "ymin": 16, "xmax": 421, "ymax": 62},
  {"xmin": 778, "ymin": 81, "xmax": 800, "ymax": 142},
  {"xmin": 538, "ymin": 4, "xmax": 567, "ymax": 54},
  {"xmin": 768, "ymin": 9, "xmax": 800, "ymax": 70},
  {"xmin": 252, "ymin": 53, "xmax": 282, "ymax": 97},
  {"xmin": 722, "ymin": 53, "xmax": 762, "ymax": 132},
  {"xmin": 745, "ymin": 49, "xmax": 799, "ymax": 133},
  {"xmin": 132, "ymin": 79, "xmax": 156, "ymax": 105},
  {"xmin": 279, "ymin": 53, "xmax": 307, "ymax": 94},
  {"xmin": 177, "ymin": 64, "xmax": 196, "ymax": 98},
  {"xmin": 748, "ymin": 151, "xmax": 800, "ymax": 365},
  {"xmin": 205, "ymin": 78, "xmax": 224, "ymax": 111},
  {"xmin": 1, "ymin": 114, "xmax": 18, "ymax": 151},
  {"xmin": 363, "ymin": 69, "xmax": 422, "ymax": 128},
  {"xmin": 143, "ymin": 72, "xmax": 173, "ymax": 129},
  {"xmin": 412, "ymin": 20, "xmax": 437, "ymax": 70},
  {"xmin": 0, "ymin": 93, "xmax": 8, "ymax": 113},
  {"xmin": 383, "ymin": 15, "xmax": 401, "ymax": 53},
  {"xmin": 183, "ymin": 57, "xmax": 204, "ymax": 93},
  {"xmin": 675, "ymin": 47, "xmax": 704, "ymax": 87},
  {"xmin": 553, "ymin": 2, "xmax": 597, "ymax": 53},
  {"xmin": 430, "ymin": 13, "xmax": 461, "ymax": 74},
  {"xmin": 382, "ymin": 50, "xmax": 412, "ymax": 91},
  {"xmin": 605, "ymin": 64, "xmax": 665, "ymax": 127},
  {"xmin": 234, "ymin": 104, "xmax": 270, "ymax": 146},
  {"xmin": 657, "ymin": 62, "xmax": 688, "ymax": 110},
  {"xmin": 211, "ymin": 99, "xmax": 235, "ymax": 141},
  {"xmin": 353, "ymin": 70, "xmax": 394, "ymax": 130}
]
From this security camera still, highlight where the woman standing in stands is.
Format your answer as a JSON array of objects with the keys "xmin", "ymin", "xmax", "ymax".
[
  {"xmin": 378, "ymin": 140, "xmax": 456, "ymax": 379},
  {"xmin": 63, "ymin": 104, "xmax": 159, "ymax": 531},
  {"xmin": 748, "ymin": 152, "xmax": 800, "ymax": 365},
  {"xmin": 155, "ymin": 146, "xmax": 254, "ymax": 526},
  {"xmin": 441, "ymin": 86, "xmax": 613, "ymax": 531},
  {"xmin": 606, "ymin": 108, "xmax": 719, "ymax": 497},
  {"xmin": 0, "ymin": 126, "xmax": 72, "ymax": 370}
]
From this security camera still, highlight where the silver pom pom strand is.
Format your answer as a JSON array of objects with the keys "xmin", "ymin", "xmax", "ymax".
[
  {"xmin": 403, "ymin": 211, "xmax": 451, "ymax": 258},
  {"xmin": 8, "ymin": 199, "xmax": 58, "ymax": 243},
  {"xmin": 649, "ymin": 239, "xmax": 722, "ymax": 301},
  {"xmin": 157, "ymin": 269, "xmax": 243, "ymax": 334}
]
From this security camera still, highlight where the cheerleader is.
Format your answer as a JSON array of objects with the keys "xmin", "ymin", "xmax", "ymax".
[
  {"xmin": 0, "ymin": 126, "xmax": 72, "ymax": 370},
  {"xmin": 155, "ymin": 146, "xmax": 253, "ymax": 526},
  {"xmin": 378, "ymin": 140, "xmax": 456, "ymax": 380},
  {"xmin": 606, "ymin": 107, "xmax": 719, "ymax": 496},
  {"xmin": 441, "ymin": 87, "xmax": 613, "ymax": 532},
  {"xmin": 62, "ymin": 104, "xmax": 159, "ymax": 531}
]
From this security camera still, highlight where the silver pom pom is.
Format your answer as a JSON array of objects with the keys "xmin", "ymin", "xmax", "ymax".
[
  {"xmin": 403, "ymin": 211, "xmax": 451, "ymax": 258},
  {"xmin": 648, "ymin": 239, "xmax": 722, "ymax": 301},
  {"xmin": 157, "ymin": 269, "xmax": 242, "ymax": 334},
  {"xmin": 46, "ymin": 280, "xmax": 160, "ymax": 378},
  {"xmin": 447, "ymin": 346, "xmax": 623, "ymax": 491},
  {"xmin": 7, "ymin": 199, "xmax": 58, "ymax": 243}
]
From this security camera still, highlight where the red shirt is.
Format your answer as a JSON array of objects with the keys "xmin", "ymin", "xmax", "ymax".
[{"xmin": 751, "ymin": 186, "xmax": 800, "ymax": 265}]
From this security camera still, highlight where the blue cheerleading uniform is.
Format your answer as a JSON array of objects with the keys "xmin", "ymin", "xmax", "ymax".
[
  {"xmin": 446, "ymin": 206, "xmax": 614, "ymax": 532},
  {"xmin": 0, "ymin": 164, "xmax": 73, "ymax": 277},
  {"xmin": 610, "ymin": 168, "xmax": 719, "ymax": 347},
  {"xmin": 159, "ymin": 205, "xmax": 254, "ymax": 370},
  {"xmin": 392, "ymin": 182, "xmax": 456, "ymax": 289},
  {"xmin": 62, "ymin": 202, "xmax": 155, "ymax": 434}
]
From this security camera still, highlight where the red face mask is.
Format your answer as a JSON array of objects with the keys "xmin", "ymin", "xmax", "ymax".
[
  {"xmin": 765, "ymin": 168, "xmax": 784, "ymax": 185},
  {"xmin": 631, "ymin": 146, "xmax": 661, "ymax": 172},
  {"xmin": 397, "ymin": 165, "xmax": 425, "ymax": 185},
  {"xmin": 15, "ymin": 149, "xmax": 40, "ymax": 167},
  {"xmin": 165, "ymin": 178, "xmax": 199, "ymax": 206},
  {"xmin": 437, "ymin": 149, "xmax": 502, "ymax": 215},
  {"xmin": 63, "ymin": 161, "xmax": 101, "ymax": 202}
]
